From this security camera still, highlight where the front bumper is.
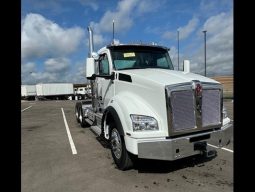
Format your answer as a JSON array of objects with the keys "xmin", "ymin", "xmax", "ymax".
[{"xmin": 137, "ymin": 122, "xmax": 232, "ymax": 161}]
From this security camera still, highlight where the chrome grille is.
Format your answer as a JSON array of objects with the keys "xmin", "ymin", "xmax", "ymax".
[
  {"xmin": 171, "ymin": 90, "xmax": 196, "ymax": 131},
  {"xmin": 202, "ymin": 89, "xmax": 221, "ymax": 127},
  {"xmin": 166, "ymin": 82, "xmax": 222, "ymax": 136}
]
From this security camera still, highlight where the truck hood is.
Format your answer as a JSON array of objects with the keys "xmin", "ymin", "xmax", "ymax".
[{"xmin": 118, "ymin": 69, "xmax": 219, "ymax": 86}]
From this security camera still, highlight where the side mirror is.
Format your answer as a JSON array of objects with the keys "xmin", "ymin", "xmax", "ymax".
[
  {"xmin": 86, "ymin": 58, "xmax": 95, "ymax": 79},
  {"xmin": 91, "ymin": 52, "xmax": 99, "ymax": 60},
  {"xmin": 183, "ymin": 60, "xmax": 190, "ymax": 73}
]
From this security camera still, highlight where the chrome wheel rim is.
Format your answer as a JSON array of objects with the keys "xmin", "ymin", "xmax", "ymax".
[
  {"xmin": 75, "ymin": 108, "xmax": 78, "ymax": 118},
  {"xmin": 111, "ymin": 128, "xmax": 122, "ymax": 159},
  {"xmin": 79, "ymin": 109, "xmax": 83, "ymax": 122}
]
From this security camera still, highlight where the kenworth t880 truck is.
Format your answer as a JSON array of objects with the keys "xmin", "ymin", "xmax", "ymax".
[{"xmin": 75, "ymin": 27, "xmax": 232, "ymax": 170}]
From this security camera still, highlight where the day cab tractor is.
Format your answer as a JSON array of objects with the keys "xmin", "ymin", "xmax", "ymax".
[{"xmin": 75, "ymin": 26, "xmax": 232, "ymax": 170}]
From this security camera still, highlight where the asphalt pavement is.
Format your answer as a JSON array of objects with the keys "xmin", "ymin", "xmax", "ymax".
[{"xmin": 21, "ymin": 100, "xmax": 233, "ymax": 192}]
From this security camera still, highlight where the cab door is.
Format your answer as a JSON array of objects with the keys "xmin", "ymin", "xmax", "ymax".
[{"xmin": 97, "ymin": 53, "xmax": 114, "ymax": 111}]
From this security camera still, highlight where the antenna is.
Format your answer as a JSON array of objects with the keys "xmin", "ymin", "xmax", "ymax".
[{"xmin": 112, "ymin": 19, "xmax": 115, "ymax": 44}]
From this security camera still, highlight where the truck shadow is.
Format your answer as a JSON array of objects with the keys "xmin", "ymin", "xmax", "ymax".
[
  {"xmin": 133, "ymin": 154, "xmax": 217, "ymax": 173},
  {"xmin": 94, "ymin": 135, "xmax": 217, "ymax": 173},
  {"xmin": 96, "ymin": 136, "xmax": 110, "ymax": 148}
]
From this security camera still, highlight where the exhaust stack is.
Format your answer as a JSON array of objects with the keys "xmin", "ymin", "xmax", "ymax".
[
  {"xmin": 87, "ymin": 26, "xmax": 94, "ymax": 58},
  {"xmin": 87, "ymin": 26, "xmax": 97, "ymax": 112}
]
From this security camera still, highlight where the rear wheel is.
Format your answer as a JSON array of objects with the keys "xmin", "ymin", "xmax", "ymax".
[
  {"xmin": 79, "ymin": 107, "xmax": 89, "ymax": 128},
  {"xmin": 110, "ymin": 125, "xmax": 133, "ymax": 170},
  {"xmin": 75, "ymin": 104, "xmax": 80, "ymax": 123}
]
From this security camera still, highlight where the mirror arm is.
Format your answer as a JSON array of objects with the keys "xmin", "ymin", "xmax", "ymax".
[{"xmin": 90, "ymin": 72, "xmax": 115, "ymax": 80}]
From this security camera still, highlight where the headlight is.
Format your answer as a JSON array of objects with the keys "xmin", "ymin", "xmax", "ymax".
[
  {"xmin": 223, "ymin": 106, "xmax": 228, "ymax": 119},
  {"xmin": 130, "ymin": 114, "xmax": 159, "ymax": 131}
]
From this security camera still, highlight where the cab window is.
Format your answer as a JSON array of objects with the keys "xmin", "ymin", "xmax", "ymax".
[{"xmin": 99, "ymin": 54, "xmax": 109, "ymax": 75}]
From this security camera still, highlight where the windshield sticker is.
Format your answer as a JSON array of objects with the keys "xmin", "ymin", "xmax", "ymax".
[{"xmin": 124, "ymin": 52, "xmax": 135, "ymax": 57}]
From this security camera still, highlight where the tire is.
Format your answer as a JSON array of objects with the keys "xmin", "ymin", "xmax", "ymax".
[
  {"xmin": 110, "ymin": 124, "xmax": 133, "ymax": 170},
  {"xmin": 79, "ymin": 107, "xmax": 89, "ymax": 128},
  {"xmin": 75, "ymin": 104, "xmax": 80, "ymax": 123}
]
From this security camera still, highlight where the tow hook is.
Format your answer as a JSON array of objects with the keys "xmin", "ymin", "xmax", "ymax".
[
  {"xmin": 194, "ymin": 141, "xmax": 217, "ymax": 158},
  {"xmin": 204, "ymin": 149, "xmax": 217, "ymax": 158}
]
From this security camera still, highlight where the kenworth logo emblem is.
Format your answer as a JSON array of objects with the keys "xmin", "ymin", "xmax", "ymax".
[{"xmin": 192, "ymin": 80, "xmax": 202, "ymax": 96}]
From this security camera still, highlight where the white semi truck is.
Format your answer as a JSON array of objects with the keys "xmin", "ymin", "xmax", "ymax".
[{"xmin": 75, "ymin": 27, "xmax": 232, "ymax": 170}]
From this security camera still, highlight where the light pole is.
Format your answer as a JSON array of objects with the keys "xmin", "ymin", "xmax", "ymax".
[
  {"xmin": 203, "ymin": 30, "xmax": 207, "ymax": 76},
  {"xmin": 112, "ymin": 19, "xmax": 115, "ymax": 44},
  {"xmin": 177, "ymin": 30, "xmax": 180, "ymax": 70},
  {"xmin": 30, "ymin": 72, "xmax": 34, "ymax": 85}
]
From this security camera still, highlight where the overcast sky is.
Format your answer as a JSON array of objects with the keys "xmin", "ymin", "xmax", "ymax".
[{"xmin": 21, "ymin": 0, "xmax": 233, "ymax": 84}]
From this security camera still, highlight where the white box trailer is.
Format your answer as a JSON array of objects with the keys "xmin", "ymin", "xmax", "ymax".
[
  {"xmin": 21, "ymin": 85, "xmax": 36, "ymax": 97},
  {"xmin": 36, "ymin": 83, "xmax": 74, "ymax": 96}
]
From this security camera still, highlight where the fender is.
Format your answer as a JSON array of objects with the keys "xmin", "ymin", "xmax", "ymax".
[
  {"xmin": 103, "ymin": 92, "xmax": 167, "ymax": 138},
  {"xmin": 102, "ymin": 93, "xmax": 167, "ymax": 155},
  {"xmin": 102, "ymin": 106, "xmax": 125, "ymax": 136}
]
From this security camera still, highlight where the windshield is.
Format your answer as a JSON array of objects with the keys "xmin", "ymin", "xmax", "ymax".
[{"xmin": 110, "ymin": 46, "xmax": 174, "ymax": 70}]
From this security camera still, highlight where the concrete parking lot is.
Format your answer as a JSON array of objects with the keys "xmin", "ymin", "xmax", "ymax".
[{"xmin": 21, "ymin": 100, "xmax": 233, "ymax": 192}]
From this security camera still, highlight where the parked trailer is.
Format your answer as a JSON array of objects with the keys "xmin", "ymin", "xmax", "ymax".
[
  {"xmin": 21, "ymin": 85, "xmax": 36, "ymax": 100},
  {"xmin": 36, "ymin": 83, "xmax": 74, "ymax": 100}
]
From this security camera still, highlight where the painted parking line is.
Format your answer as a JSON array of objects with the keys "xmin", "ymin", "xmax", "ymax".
[
  {"xmin": 21, "ymin": 106, "xmax": 32, "ymax": 112},
  {"xmin": 61, "ymin": 108, "xmax": 77, "ymax": 155},
  {"xmin": 207, "ymin": 143, "xmax": 233, "ymax": 153}
]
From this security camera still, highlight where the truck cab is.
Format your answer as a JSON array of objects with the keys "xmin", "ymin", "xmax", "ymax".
[{"xmin": 75, "ymin": 27, "xmax": 232, "ymax": 170}]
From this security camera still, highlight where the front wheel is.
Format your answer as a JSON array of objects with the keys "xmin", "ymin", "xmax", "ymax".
[{"xmin": 110, "ymin": 127, "xmax": 133, "ymax": 170}]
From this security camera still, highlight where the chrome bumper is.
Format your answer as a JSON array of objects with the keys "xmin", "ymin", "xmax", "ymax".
[{"xmin": 137, "ymin": 122, "xmax": 232, "ymax": 161}]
